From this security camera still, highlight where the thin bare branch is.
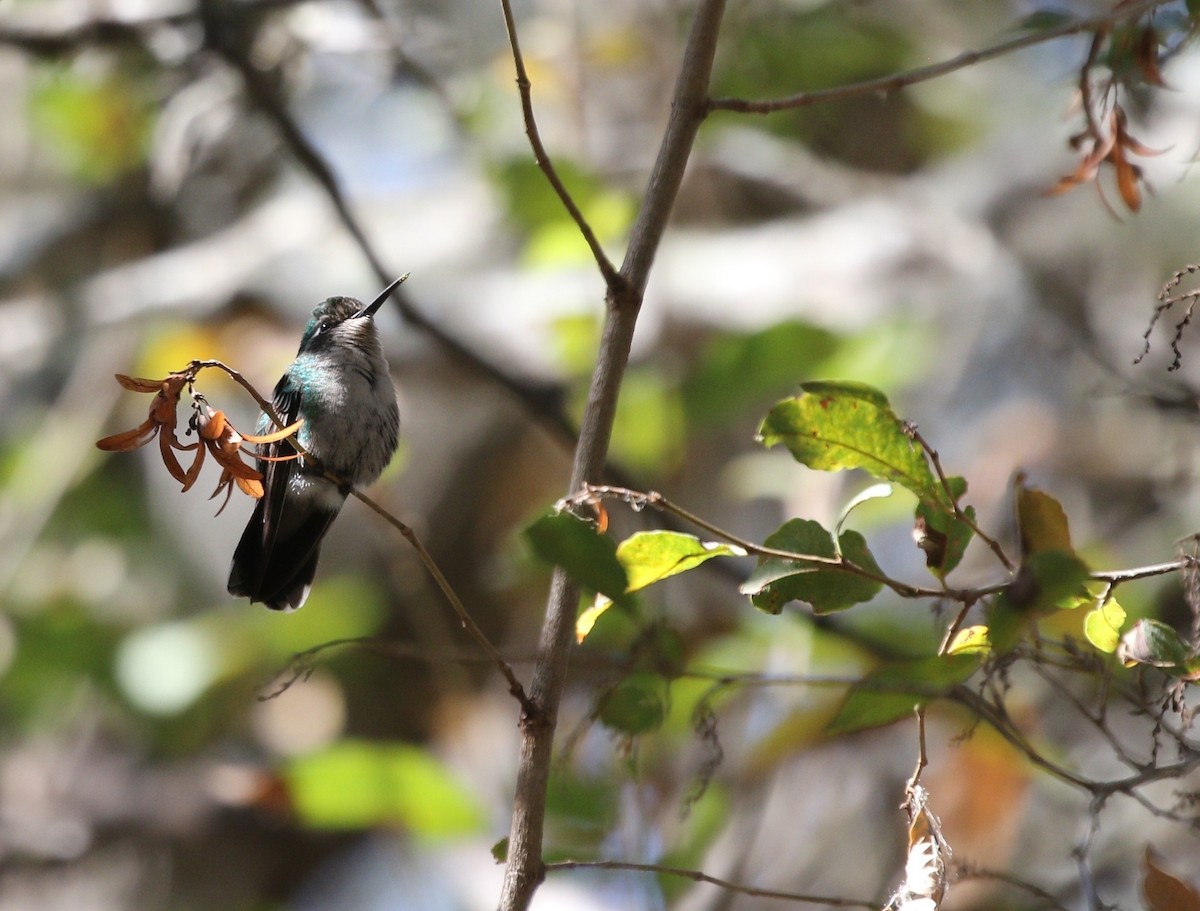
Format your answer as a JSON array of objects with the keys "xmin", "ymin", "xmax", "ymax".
[
  {"xmin": 707, "ymin": 0, "xmax": 1172, "ymax": 115},
  {"xmin": 907, "ymin": 426, "xmax": 1014, "ymax": 573},
  {"xmin": 499, "ymin": 3, "xmax": 728, "ymax": 908},
  {"xmin": 349, "ymin": 489, "xmax": 532, "ymax": 711},
  {"xmin": 952, "ymin": 863, "xmax": 1075, "ymax": 911},
  {"xmin": 496, "ymin": 0, "xmax": 623, "ymax": 290},
  {"xmin": 545, "ymin": 859, "xmax": 882, "ymax": 909}
]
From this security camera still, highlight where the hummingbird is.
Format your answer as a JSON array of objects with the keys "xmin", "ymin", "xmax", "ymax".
[{"xmin": 227, "ymin": 276, "xmax": 405, "ymax": 611}]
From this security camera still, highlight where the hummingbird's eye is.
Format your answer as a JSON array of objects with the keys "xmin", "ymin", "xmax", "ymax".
[{"xmin": 315, "ymin": 321, "xmax": 331, "ymax": 335}]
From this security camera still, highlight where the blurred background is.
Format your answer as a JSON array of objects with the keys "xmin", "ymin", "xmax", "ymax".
[{"xmin": 2, "ymin": 0, "xmax": 1200, "ymax": 907}]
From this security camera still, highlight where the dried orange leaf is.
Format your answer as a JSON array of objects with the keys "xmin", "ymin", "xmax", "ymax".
[
  {"xmin": 115, "ymin": 374, "xmax": 168, "ymax": 393},
  {"xmin": 1113, "ymin": 145, "xmax": 1142, "ymax": 212},
  {"xmin": 96, "ymin": 420, "xmax": 156, "ymax": 451},
  {"xmin": 159, "ymin": 431, "xmax": 190, "ymax": 486},
  {"xmin": 242, "ymin": 419, "xmax": 304, "ymax": 444},
  {"xmin": 1143, "ymin": 847, "xmax": 1200, "ymax": 911},
  {"xmin": 235, "ymin": 476, "xmax": 265, "ymax": 498},
  {"xmin": 180, "ymin": 444, "xmax": 206, "ymax": 493},
  {"xmin": 198, "ymin": 409, "xmax": 228, "ymax": 441}
]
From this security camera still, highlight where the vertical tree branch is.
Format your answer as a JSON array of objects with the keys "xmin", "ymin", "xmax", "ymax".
[{"xmin": 497, "ymin": 1, "xmax": 726, "ymax": 908}]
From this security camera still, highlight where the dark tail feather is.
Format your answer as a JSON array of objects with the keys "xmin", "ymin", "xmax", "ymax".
[{"xmin": 228, "ymin": 500, "xmax": 338, "ymax": 611}]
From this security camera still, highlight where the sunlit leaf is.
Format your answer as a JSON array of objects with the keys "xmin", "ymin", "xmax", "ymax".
[
  {"xmin": 616, "ymin": 531, "xmax": 745, "ymax": 593},
  {"xmin": 828, "ymin": 654, "xmax": 981, "ymax": 735},
  {"xmin": 758, "ymin": 382, "xmax": 940, "ymax": 501},
  {"xmin": 576, "ymin": 595, "xmax": 613, "ymax": 643},
  {"xmin": 286, "ymin": 741, "xmax": 484, "ymax": 835},
  {"xmin": 740, "ymin": 518, "xmax": 883, "ymax": 614},
  {"xmin": 524, "ymin": 512, "xmax": 629, "ymax": 602},
  {"xmin": 946, "ymin": 625, "xmax": 991, "ymax": 656},
  {"xmin": 1084, "ymin": 599, "xmax": 1127, "ymax": 654}
]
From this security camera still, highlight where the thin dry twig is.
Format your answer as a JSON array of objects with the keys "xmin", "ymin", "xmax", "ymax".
[
  {"xmin": 1137, "ymin": 264, "xmax": 1200, "ymax": 369},
  {"xmin": 496, "ymin": 0, "xmax": 623, "ymax": 291},
  {"xmin": 906, "ymin": 425, "xmax": 1015, "ymax": 573},
  {"xmin": 544, "ymin": 859, "xmax": 882, "ymax": 909},
  {"xmin": 499, "ymin": 2, "xmax": 728, "ymax": 908},
  {"xmin": 952, "ymin": 862, "xmax": 1075, "ymax": 911},
  {"xmin": 349, "ymin": 489, "xmax": 532, "ymax": 711},
  {"xmin": 707, "ymin": 0, "xmax": 1172, "ymax": 115}
]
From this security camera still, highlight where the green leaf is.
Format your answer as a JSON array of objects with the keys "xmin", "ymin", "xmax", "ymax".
[
  {"xmin": 616, "ymin": 531, "xmax": 745, "ymax": 593},
  {"xmin": 828, "ymin": 654, "xmax": 981, "ymax": 735},
  {"xmin": 988, "ymin": 550, "xmax": 1092, "ymax": 651},
  {"xmin": 914, "ymin": 475, "xmax": 975, "ymax": 579},
  {"xmin": 286, "ymin": 741, "xmax": 484, "ymax": 835},
  {"xmin": 757, "ymin": 382, "xmax": 939, "ymax": 501},
  {"xmin": 946, "ymin": 625, "xmax": 991, "ymax": 656},
  {"xmin": 1084, "ymin": 599, "xmax": 1127, "ymax": 654},
  {"xmin": 1016, "ymin": 483, "xmax": 1073, "ymax": 556},
  {"xmin": 597, "ymin": 672, "xmax": 667, "ymax": 735},
  {"xmin": 740, "ymin": 518, "xmax": 884, "ymax": 614},
  {"xmin": 524, "ymin": 512, "xmax": 629, "ymax": 602},
  {"xmin": 1118, "ymin": 619, "xmax": 1192, "ymax": 669}
]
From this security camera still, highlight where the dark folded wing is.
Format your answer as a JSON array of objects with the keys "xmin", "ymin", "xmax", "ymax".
[{"xmin": 257, "ymin": 377, "xmax": 304, "ymax": 574}]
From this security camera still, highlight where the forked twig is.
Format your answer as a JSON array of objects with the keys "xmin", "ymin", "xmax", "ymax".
[
  {"xmin": 544, "ymin": 859, "xmax": 882, "ymax": 909},
  {"xmin": 497, "ymin": 0, "xmax": 623, "ymax": 291}
]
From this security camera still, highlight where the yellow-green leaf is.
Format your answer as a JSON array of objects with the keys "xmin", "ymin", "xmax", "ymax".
[
  {"xmin": 757, "ymin": 382, "xmax": 939, "ymax": 501},
  {"xmin": 946, "ymin": 624, "xmax": 991, "ymax": 656},
  {"xmin": 1084, "ymin": 599, "xmax": 1127, "ymax": 654},
  {"xmin": 1016, "ymin": 482, "xmax": 1072, "ymax": 556},
  {"xmin": 616, "ymin": 531, "xmax": 745, "ymax": 593}
]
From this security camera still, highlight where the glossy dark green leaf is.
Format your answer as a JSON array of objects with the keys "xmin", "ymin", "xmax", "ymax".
[
  {"xmin": 524, "ymin": 512, "xmax": 629, "ymax": 602},
  {"xmin": 758, "ymin": 382, "xmax": 940, "ymax": 501},
  {"xmin": 740, "ymin": 518, "xmax": 884, "ymax": 614},
  {"xmin": 827, "ymin": 654, "xmax": 982, "ymax": 735}
]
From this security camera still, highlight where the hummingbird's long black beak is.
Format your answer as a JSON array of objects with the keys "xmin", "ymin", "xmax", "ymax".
[{"xmin": 354, "ymin": 273, "xmax": 410, "ymax": 319}]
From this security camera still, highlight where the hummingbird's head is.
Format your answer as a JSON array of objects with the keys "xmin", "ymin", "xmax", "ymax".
[{"xmin": 296, "ymin": 275, "xmax": 407, "ymax": 355}]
